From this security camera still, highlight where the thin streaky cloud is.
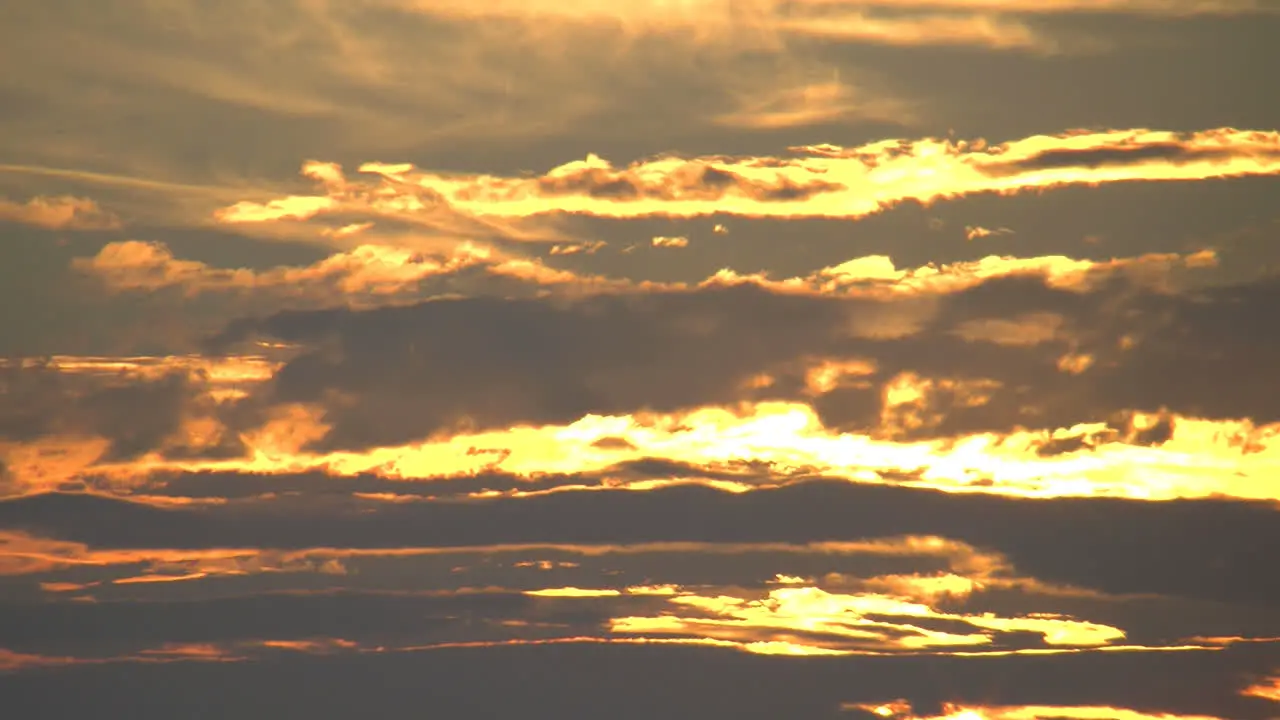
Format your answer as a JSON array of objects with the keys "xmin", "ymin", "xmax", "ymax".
[
  {"xmin": 711, "ymin": 79, "xmax": 915, "ymax": 130},
  {"xmin": 826, "ymin": 0, "xmax": 1273, "ymax": 15},
  {"xmin": 391, "ymin": 0, "xmax": 1057, "ymax": 51},
  {"xmin": 843, "ymin": 700, "xmax": 1232, "ymax": 719},
  {"xmin": 392, "ymin": 0, "xmax": 1272, "ymax": 28},
  {"xmin": 73, "ymin": 240, "xmax": 633, "ymax": 301}
]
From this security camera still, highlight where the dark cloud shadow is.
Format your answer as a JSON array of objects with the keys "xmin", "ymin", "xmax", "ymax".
[
  {"xmin": 0, "ymin": 641, "xmax": 1276, "ymax": 720},
  {"xmin": 4, "ymin": 480, "xmax": 1278, "ymax": 608}
]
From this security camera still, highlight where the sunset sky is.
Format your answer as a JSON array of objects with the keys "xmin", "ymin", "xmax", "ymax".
[{"xmin": 2, "ymin": 2, "xmax": 1280, "ymax": 718}]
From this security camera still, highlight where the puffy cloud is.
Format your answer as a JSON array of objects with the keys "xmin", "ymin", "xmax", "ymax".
[
  {"xmin": 212, "ymin": 129, "xmax": 1280, "ymax": 228},
  {"xmin": 1240, "ymin": 675, "xmax": 1280, "ymax": 702},
  {"xmin": 73, "ymin": 240, "xmax": 635, "ymax": 305},
  {"xmin": 0, "ymin": 195, "xmax": 121, "ymax": 230},
  {"xmin": 185, "ymin": 247, "xmax": 1227, "ymax": 451},
  {"xmin": 0, "ymin": 354, "xmax": 282, "ymax": 495}
]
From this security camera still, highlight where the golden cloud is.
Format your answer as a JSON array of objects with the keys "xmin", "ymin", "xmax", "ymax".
[
  {"xmin": 651, "ymin": 235, "xmax": 689, "ymax": 248},
  {"xmin": 1241, "ymin": 675, "xmax": 1280, "ymax": 702},
  {"xmin": 215, "ymin": 129, "xmax": 1280, "ymax": 225},
  {"xmin": 843, "ymin": 700, "xmax": 1230, "ymax": 719},
  {"xmin": 0, "ymin": 194, "xmax": 121, "ymax": 230},
  {"xmin": 392, "ymin": 0, "xmax": 1057, "ymax": 51},
  {"xmin": 65, "ymin": 397, "xmax": 1280, "ymax": 504},
  {"xmin": 964, "ymin": 225, "xmax": 1015, "ymax": 240},
  {"xmin": 73, "ymin": 240, "xmax": 633, "ymax": 301},
  {"xmin": 712, "ymin": 78, "xmax": 913, "ymax": 130},
  {"xmin": 608, "ymin": 583, "xmax": 1141, "ymax": 654}
]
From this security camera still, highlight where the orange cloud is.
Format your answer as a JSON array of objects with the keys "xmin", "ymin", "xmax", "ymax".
[
  {"xmin": 525, "ymin": 587, "xmax": 622, "ymax": 597},
  {"xmin": 0, "ymin": 353, "xmax": 282, "ymax": 387},
  {"xmin": 0, "ymin": 530, "xmax": 344, "ymax": 579},
  {"xmin": 76, "ymin": 240, "xmax": 478, "ymax": 297},
  {"xmin": 74, "ymin": 240, "xmax": 632, "ymax": 301},
  {"xmin": 74, "ymin": 230, "xmax": 1215, "ymax": 312},
  {"xmin": 608, "ymin": 583, "xmax": 1149, "ymax": 654},
  {"xmin": 0, "ymin": 353, "xmax": 284, "ymax": 495},
  {"xmin": 255, "ymin": 638, "xmax": 360, "ymax": 653},
  {"xmin": 83, "ymin": 398, "xmax": 1280, "ymax": 504},
  {"xmin": 548, "ymin": 241, "xmax": 606, "ymax": 255},
  {"xmin": 0, "ymin": 533, "xmax": 1012, "ymax": 585},
  {"xmin": 843, "ymin": 700, "xmax": 1230, "ymax": 719},
  {"xmin": 773, "ymin": 10, "xmax": 1048, "ymax": 51},
  {"xmin": 0, "ymin": 194, "xmax": 121, "ymax": 230},
  {"xmin": 965, "ymin": 225, "xmax": 1015, "ymax": 240},
  {"xmin": 951, "ymin": 313, "xmax": 1065, "ymax": 346},
  {"xmin": 710, "ymin": 249, "xmax": 1216, "ymax": 300},
  {"xmin": 651, "ymin": 235, "xmax": 689, "ymax": 248},
  {"xmin": 712, "ymin": 78, "xmax": 912, "ymax": 130},
  {"xmin": 835, "ymin": 0, "xmax": 1270, "ymax": 15},
  {"xmin": 39, "ymin": 581, "xmax": 100, "ymax": 593},
  {"xmin": 1241, "ymin": 675, "xmax": 1280, "ymax": 702},
  {"xmin": 218, "ymin": 129, "xmax": 1280, "ymax": 225},
  {"xmin": 394, "ymin": 0, "xmax": 1055, "ymax": 51}
]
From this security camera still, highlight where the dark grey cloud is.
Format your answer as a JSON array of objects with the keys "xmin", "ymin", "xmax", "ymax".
[
  {"xmin": 0, "ymin": 362, "xmax": 193, "ymax": 460},
  {"xmin": 211, "ymin": 284, "xmax": 861, "ymax": 449},
  {"xmin": 0, "ymin": 591, "xmax": 547, "ymax": 658},
  {"xmin": 205, "ymin": 265, "xmax": 1280, "ymax": 453},
  {"xmin": 534, "ymin": 162, "xmax": 845, "ymax": 203},
  {"xmin": 4, "ymin": 480, "xmax": 1279, "ymax": 607},
  {"xmin": 0, "ymin": 641, "xmax": 1276, "ymax": 720}
]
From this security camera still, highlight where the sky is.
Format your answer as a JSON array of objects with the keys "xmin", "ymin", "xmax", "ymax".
[{"xmin": 2, "ymin": 1, "xmax": 1280, "ymax": 718}]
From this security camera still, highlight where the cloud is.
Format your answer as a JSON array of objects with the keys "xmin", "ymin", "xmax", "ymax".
[
  {"xmin": 964, "ymin": 225, "xmax": 1015, "ymax": 240},
  {"xmin": 835, "ymin": 0, "xmax": 1273, "ymax": 16},
  {"xmin": 2, "ymin": 488, "xmax": 1279, "ymax": 665},
  {"xmin": 548, "ymin": 241, "xmax": 606, "ymax": 255},
  {"xmin": 771, "ymin": 10, "xmax": 1051, "ymax": 52},
  {"xmin": 609, "ymin": 584, "xmax": 1136, "ymax": 654},
  {"xmin": 393, "ymin": 0, "xmax": 1060, "ymax": 51},
  {"xmin": 2, "ymin": 641, "xmax": 1277, "ymax": 719},
  {"xmin": 397, "ymin": 0, "xmax": 1274, "ymax": 21},
  {"xmin": 0, "ymin": 354, "xmax": 284, "ymax": 495},
  {"xmin": 72, "ymin": 240, "xmax": 635, "ymax": 304},
  {"xmin": 651, "ymin": 235, "xmax": 689, "ymax": 248},
  {"xmin": 711, "ymin": 78, "xmax": 913, "ymax": 130},
  {"xmin": 7, "ymin": 477, "xmax": 1280, "ymax": 607},
  {"xmin": 213, "ymin": 129, "xmax": 1280, "ymax": 225},
  {"xmin": 182, "ymin": 247, "xmax": 1221, "ymax": 447},
  {"xmin": 19, "ymin": 243, "xmax": 1274, "ymax": 506},
  {"xmin": 1240, "ymin": 675, "xmax": 1280, "ymax": 702},
  {"xmin": 0, "ymin": 195, "xmax": 121, "ymax": 230},
  {"xmin": 844, "ymin": 700, "xmax": 1232, "ymax": 719}
]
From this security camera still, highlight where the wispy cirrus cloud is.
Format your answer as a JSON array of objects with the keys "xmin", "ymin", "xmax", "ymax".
[
  {"xmin": 391, "ymin": 0, "xmax": 1058, "ymax": 51},
  {"xmin": 394, "ymin": 0, "xmax": 1274, "ymax": 20},
  {"xmin": 829, "ymin": 0, "xmax": 1274, "ymax": 15}
]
